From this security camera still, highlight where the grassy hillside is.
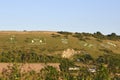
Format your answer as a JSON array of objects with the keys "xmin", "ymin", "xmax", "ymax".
[
  {"xmin": 0, "ymin": 31, "xmax": 120, "ymax": 79},
  {"xmin": 0, "ymin": 31, "xmax": 120, "ymax": 59}
]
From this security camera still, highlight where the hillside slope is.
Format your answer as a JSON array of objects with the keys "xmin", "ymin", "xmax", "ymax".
[{"xmin": 0, "ymin": 31, "xmax": 120, "ymax": 58}]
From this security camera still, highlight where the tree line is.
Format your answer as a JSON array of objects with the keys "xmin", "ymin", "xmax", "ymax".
[{"xmin": 57, "ymin": 31, "xmax": 120, "ymax": 41}]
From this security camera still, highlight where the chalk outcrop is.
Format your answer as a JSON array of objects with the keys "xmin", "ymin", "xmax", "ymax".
[{"xmin": 62, "ymin": 49, "xmax": 80, "ymax": 58}]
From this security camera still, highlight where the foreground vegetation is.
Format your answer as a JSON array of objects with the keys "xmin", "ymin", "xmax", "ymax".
[
  {"xmin": 0, "ymin": 51, "xmax": 120, "ymax": 80},
  {"xmin": 0, "ymin": 60, "xmax": 119, "ymax": 80}
]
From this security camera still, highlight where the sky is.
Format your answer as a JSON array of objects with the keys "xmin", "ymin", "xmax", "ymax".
[{"xmin": 0, "ymin": 0, "xmax": 120, "ymax": 34}]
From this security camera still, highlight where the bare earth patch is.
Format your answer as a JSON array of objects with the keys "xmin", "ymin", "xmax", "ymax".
[{"xmin": 0, "ymin": 63, "xmax": 60, "ymax": 73}]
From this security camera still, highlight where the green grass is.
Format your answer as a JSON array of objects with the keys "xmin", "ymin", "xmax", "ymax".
[{"xmin": 0, "ymin": 31, "xmax": 120, "ymax": 58}]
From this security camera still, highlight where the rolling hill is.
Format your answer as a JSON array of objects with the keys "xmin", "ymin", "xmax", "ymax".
[{"xmin": 0, "ymin": 31, "xmax": 120, "ymax": 59}]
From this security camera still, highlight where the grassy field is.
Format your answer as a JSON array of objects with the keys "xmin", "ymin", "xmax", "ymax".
[{"xmin": 0, "ymin": 31, "xmax": 120, "ymax": 59}]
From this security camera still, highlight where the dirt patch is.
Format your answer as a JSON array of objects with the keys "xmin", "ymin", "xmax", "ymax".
[
  {"xmin": 0, "ymin": 63, "xmax": 60, "ymax": 73},
  {"xmin": 62, "ymin": 49, "xmax": 81, "ymax": 58}
]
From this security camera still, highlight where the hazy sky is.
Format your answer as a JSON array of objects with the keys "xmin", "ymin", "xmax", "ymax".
[{"xmin": 0, "ymin": 0, "xmax": 120, "ymax": 34}]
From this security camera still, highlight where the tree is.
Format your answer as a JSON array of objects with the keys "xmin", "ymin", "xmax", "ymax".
[
  {"xmin": 107, "ymin": 33, "xmax": 120, "ymax": 40},
  {"xmin": 93, "ymin": 31, "xmax": 105, "ymax": 40}
]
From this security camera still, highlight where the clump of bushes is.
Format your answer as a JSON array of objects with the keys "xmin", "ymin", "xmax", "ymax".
[{"xmin": 0, "ymin": 51, "xmax": 62, "ymax": 63}]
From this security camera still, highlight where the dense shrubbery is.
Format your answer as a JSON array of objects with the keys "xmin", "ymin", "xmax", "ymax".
[
  {"xmin": 0, "ymin": 51, "xmax": 61, "ymax": 63},
  {"xmin": 0, "ymin": 52, "xmax": 120, "ymax": 79},
  {"xmin": 93, "ymin": 32, "xmax": 120, "ymax": 40},
  {"xmin": 59, "ymin": 53, "xmax": 120, "ymax": 79},
  {"xmin": 51, "ymin": 34, "xmax": 61, "ymax": 38},
  {"xmin": 107, "ymin": 33, "xmax": 120, "ymax": 40},
  {"xmin": 93, "ymin": 32, "xmax": 106, "ymax": 40},
  {"xmin": 73, "ymin": 32, "xmax": 84, "ymax": 40},
  {"xmin": 57, "ymin": 31, "xmax": 72, "ymax": 35},
  {"xmin": 59, "ymin": 58, "xmax": 75, "ymax": 72},
  {"xmin": 57, "ymin": 31, "xmax": 73, "ymax": 38},
  {"xmin": 72, "ymin": 31, "xmax": 120, "ymax": 41},
  {"xmin": 73, "ymin": 53, "xmax": 94, "ymax": 64}
]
